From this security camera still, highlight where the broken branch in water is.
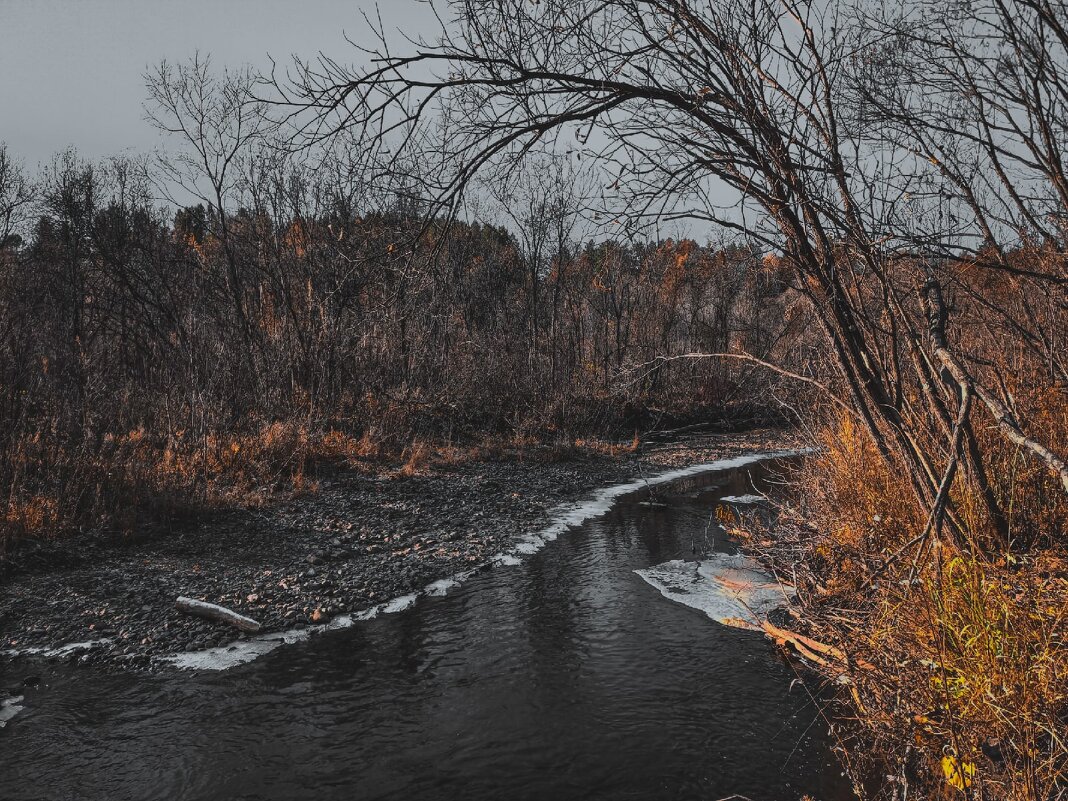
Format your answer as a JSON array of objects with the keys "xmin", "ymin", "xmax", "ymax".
[{"xmin": 761, "ymin": 619, "xmax": 873, "ymax": 671}]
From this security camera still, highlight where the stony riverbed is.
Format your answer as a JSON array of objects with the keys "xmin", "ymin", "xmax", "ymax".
[{"xmin": 0, "ymin": 429, "xmax": 793, "ymax": 674}]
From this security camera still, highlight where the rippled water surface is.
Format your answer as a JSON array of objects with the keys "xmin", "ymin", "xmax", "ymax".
[{"xmin": 1, "ymin": 459, "xmax": 852, "ymax": 801}]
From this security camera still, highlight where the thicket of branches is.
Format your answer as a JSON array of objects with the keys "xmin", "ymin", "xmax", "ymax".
[{"xmin": 271, "ymin": 0, "xmax": 1068, "ymax": 797}]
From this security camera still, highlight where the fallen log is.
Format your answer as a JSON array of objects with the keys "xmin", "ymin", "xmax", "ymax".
[{"xmin": 175, "ymin": 597, "xmax": 262, "ymax": 634}]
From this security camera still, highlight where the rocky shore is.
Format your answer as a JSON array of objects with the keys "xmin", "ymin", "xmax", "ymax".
[{"xmin": 0, "ymin": 429, "xmax": 792, "ymax": 673}]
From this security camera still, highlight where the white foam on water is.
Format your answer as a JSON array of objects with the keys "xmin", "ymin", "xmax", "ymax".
[
  {"xmin": 48, "ymin": 639, "xmax": 113, "ymax": 658},
  {"xmin": 163, "ymin": 629, "xmax": 312, "ymax": 671},
  {"xmin": 0, "ymin": 695, "xmax": 24, "ymax": 728},
  {"xmin": 163, "ymin": 593, "xmax": 428, "ymax": 671},
  {"xmin": 719, "ymin": 494, "xmax": 767, "ymax": 505},
  {"xmin": 325, "ymin": 613, "xmax": 355, "ymax": 629},
  {"xmin": 513, "ymin": 535, "xmax": 546, "ymax": 555},
  {"xmin": 424, "ymin": 578, "xmax": 456, "ymax": 596},
  {"xmin": 380, "ymin": 593, "xmax": 418, "ymax": 614},
  {"xmin": 1, "ymin": 638, "xmax": 111, "ymax": 661},
  {"xmin": 0, "ymin": 646, "xmax": 44, "ymax": 659},
  {"xmin": 485, "ymin": 448, "xmax": 806, "ymax": 567},
  {"xmin": 491, "ymin": 553, "xmax": 523, "ymax": 566},
  {"xmin": 157, "ymin": 447, "xmax": 807, "ymax": 671},
  {"xmin": 423, "ymin": 576, "xmax": 463, "ymax": 597},
  {"xmin": 635, "ymin": 555, "xmax": 793, "ymax": 631}
]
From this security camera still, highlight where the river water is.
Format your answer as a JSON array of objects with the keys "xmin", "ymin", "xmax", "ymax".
[{"xmin": 1, "ymin": 458, "xmax": 853, "ymax": 801}]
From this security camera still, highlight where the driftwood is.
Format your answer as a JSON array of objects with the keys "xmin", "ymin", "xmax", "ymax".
[
  {"xmin": 762, "ymin": 620, "xmax": 841, "ymax": 666},
  {"xmin": 175, "ymin": 596, "xmax": 262, "ymax": 633},
  {"xmin": 761, "ymin": 619, "xmax": 873, "ymax": 670}
]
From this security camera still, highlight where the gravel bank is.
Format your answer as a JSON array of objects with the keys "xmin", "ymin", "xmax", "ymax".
[{"xmin": 0, "ymin": 429, "xmax": 793, "ymax": 672}]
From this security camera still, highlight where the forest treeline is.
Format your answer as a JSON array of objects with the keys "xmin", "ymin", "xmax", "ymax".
[{"xmin": 0, "ymin": 143, "xmax": 802, "ymax": 549}]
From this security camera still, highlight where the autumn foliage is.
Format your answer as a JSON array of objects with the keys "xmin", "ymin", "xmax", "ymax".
[
  {"xmin": 748, "ymin": 250, "xmax": 1068, "ymax": 800},
  {"xmin": 0, "ymin": 148, "xmax": 796, "ymax": 552}
]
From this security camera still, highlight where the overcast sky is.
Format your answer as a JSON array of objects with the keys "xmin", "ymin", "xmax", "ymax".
[
  {"xmin": 0, "ymin": 1, "xmax": 718, "ymax": 240},
  {"xmin": 0, "ymin": 0, "xmax": 440, "ymax": 169}
]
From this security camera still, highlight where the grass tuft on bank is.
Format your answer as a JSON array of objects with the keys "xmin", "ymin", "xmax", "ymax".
[{"xmin": 750, "ymin": 413, "xmax": 1068, "ymax": 800}]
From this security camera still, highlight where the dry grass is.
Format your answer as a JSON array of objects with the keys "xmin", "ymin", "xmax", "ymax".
[
  {"xmin": 572, "ymin": 431, "xmax": 642, "ymax": 458},
  {"xmin": 0, "ymin": 422, "xmax": 647, "ymax": 555},
  {"xmin": 398, "ymin": 439, "xmax": 432, "ymax": 477},
  {"xmin": 768, "ymin": 412, "xmax": 1068, "ymax": 800},
  {"xmin": 1, "ymin": 420, "xmax": 322, "ymax": 553}
]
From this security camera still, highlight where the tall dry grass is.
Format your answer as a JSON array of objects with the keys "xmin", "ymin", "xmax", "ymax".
[
  {"xmin": 0, "ymin": 418, "xmax": 651, "ymax": 555},
  {"xmin": 2, "ymin": 421, "xmax": 324, "ymax": 553},
  {"xmin": 775, "ymin": 411, "xmax": 1068, "ymax": 800}
]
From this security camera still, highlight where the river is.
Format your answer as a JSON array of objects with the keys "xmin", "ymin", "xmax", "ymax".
[{"xmin": 1, "ymin": 456, "xmax": 853, "ymax": 801}]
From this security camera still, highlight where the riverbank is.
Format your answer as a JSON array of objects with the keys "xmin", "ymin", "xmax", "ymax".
[
  {"xmin": 0, "ymin": 428, "xmax": 795, "ymax": 672},
  {"xmin": 735, "ymin": 432, "xmax": 1068, "ymax": 801}
]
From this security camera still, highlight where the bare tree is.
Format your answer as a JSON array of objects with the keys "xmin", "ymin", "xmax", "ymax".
[
  {"xmin": 281, "ymin": 0, "xmax": 1068, "ymax": 518},
  {"xmin": 146, "ymin": 54, "xmax": 272, "ymax": 378},
  {"xmin": 280, "ymin": 0, "xmax": 961, "ymax": 506},
  {"xmin": 483, "ymin": 151, "xmax": 593, "ymax": 383},
  {"xmin": 0, "ymin": 144, "xmax": 32, "ymax": 249}
]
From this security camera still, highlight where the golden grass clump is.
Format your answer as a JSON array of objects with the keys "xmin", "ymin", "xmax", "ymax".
[
  {"xmin": 781, "ymin": 413, "xmax": 1068, "ymax": 801},
  {"xmin": 571, "ymin": 432, "xmax": 641, "ymax": 459},
  {"xmin": 0, "ymin": 420, "xmax": 327, "ymax": 551},
  {"xmin": 398, "ymin": 439, "xmax": 432, "ymax": 477}
]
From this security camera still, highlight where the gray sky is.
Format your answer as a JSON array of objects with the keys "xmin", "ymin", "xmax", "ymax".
[
  {"xmin": 0, "ymin": 0, "xmax": 439, "ymax": 169},
  {"xmin": 0, "ymin": 1, "xmax": 713, "ymax": 241}
]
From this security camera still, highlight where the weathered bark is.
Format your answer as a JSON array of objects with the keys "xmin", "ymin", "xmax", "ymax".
[
  {"xmin": 761, "ymin": 619, "xmax": 876, "ymax": 671},
  {"xmin": 175, "ymin": 596, "xmax": 262, "ymax": 633}
]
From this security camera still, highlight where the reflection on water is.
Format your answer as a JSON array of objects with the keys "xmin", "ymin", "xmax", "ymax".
[{"xmin": 0, "ymin": 459, "xmax": 853, "ymax": 801}]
